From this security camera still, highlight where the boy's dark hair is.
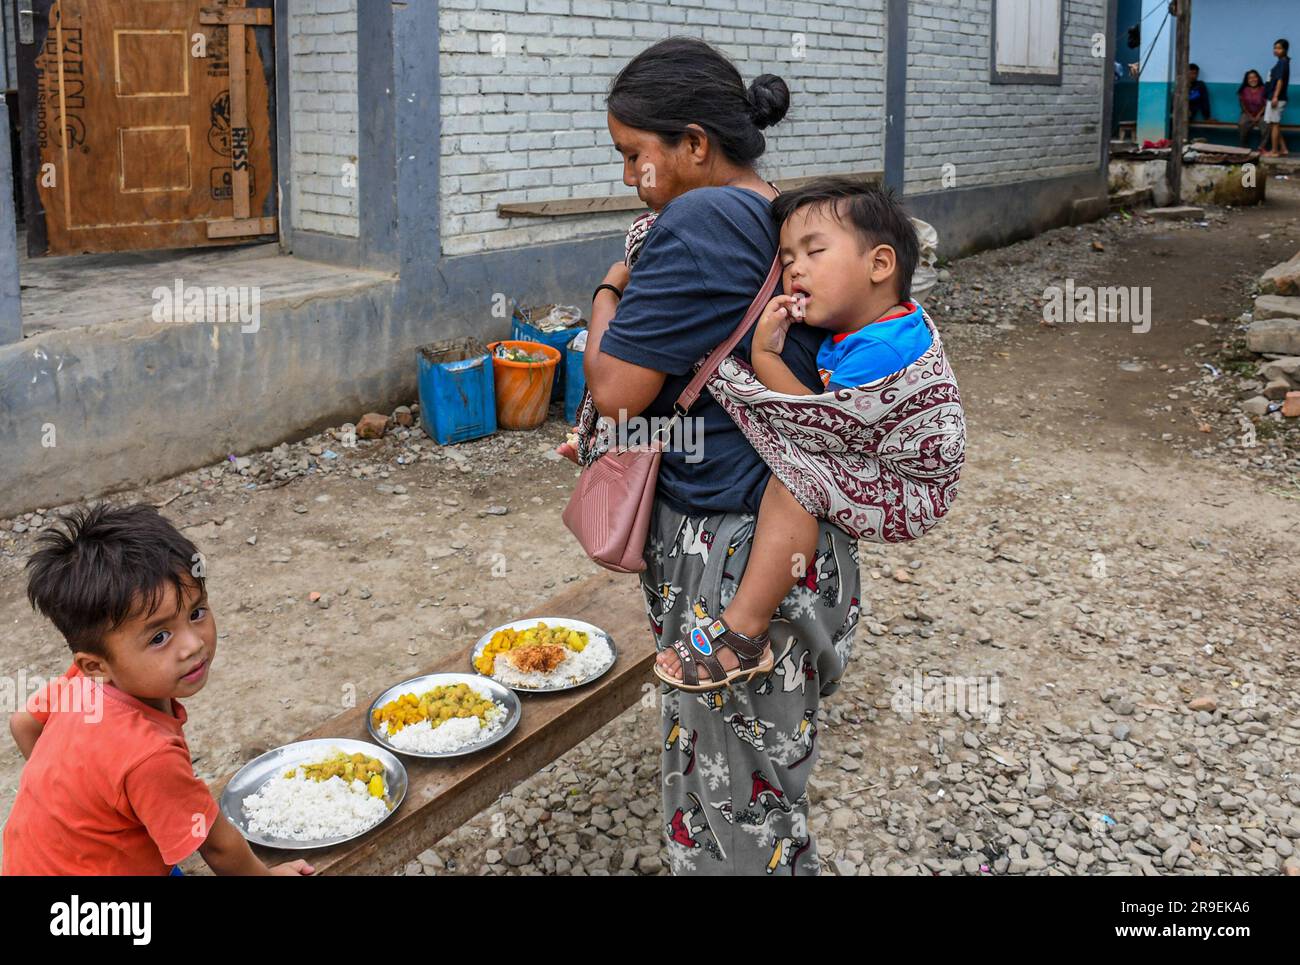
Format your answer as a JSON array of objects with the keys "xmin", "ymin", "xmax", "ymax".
[
  {"xmin": 771, "ymin": 176, "xmax": 920, "ymax": 302},
  {"xmin": 26, "ymin": 503, "xmax": 205, "ymax": 656},
  {"xmin": 1189, "ymin": 63, "xmax": 1199, "ymax": 72},
  {"xmin": 607, "ymin": 37, "xmax": 789, "ymax": 167}
]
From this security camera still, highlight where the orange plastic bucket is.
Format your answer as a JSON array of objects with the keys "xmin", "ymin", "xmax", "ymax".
[{"xmin": 487, "ymin": 340, "xmax": 561, "ymax": 430}]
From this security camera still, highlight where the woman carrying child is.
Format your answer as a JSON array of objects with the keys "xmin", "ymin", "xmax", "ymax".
[{"xmin": 582, "ymin": 38, "xmax": 862, "ymax": 876}]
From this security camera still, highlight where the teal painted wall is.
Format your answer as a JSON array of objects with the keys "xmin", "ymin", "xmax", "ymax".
[
  {"xmin": 1137, "ymin": 80, "xmax": 1170, "ymax": 142},
  {"xmin": 1130, "ymin": 0, "xmax": 1294, "ymax": 148}
]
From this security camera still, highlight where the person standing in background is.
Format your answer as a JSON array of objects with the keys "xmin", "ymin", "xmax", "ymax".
[{"xmin": 1263, "ymin": 40, "xmax": 1291, "ymax": 157}]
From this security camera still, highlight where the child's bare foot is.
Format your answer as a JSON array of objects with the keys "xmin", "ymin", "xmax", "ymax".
[{"xmin": 655, "ymin": 610, "xmax": 773, "ymax": 691}]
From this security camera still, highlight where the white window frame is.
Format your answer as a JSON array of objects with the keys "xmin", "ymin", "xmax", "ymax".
[{"xmin": 991, "ymin": 0, "xmax": 1064, "ymax": 85}]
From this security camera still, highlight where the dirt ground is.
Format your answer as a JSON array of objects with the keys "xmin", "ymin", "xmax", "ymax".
[{"xmin": 2, "ymin": 179, "xmax": 1298, "ymax": 875}]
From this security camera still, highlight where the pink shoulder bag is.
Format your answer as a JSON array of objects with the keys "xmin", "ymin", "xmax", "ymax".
[{"xmin": 562, "ymin": 254, "xmax": 782, "ymax": 573}]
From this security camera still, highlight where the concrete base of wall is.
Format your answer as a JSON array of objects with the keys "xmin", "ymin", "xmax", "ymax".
[
  {"xmin": 1, "ymin": 280, "xmax": 392, "ymax": 518},
  {"xmin": 1071, "ymin": 195, "xmax": 1112, "ymax": 224},
  {"xmin": 1108, "ymin": 159, "xmax": 1267, "ymax": 207},
  {"xmin": 905, "ymin": 171, "xmax": 1110, "ymax": 260},
  {"xmin": 0, "ymin": 234, "xmax": 624, "ymax": 518}
]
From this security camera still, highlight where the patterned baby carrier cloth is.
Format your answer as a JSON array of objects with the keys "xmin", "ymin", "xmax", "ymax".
[
  {"xmin": 702, "ymin": 308, "xmax": 965, "ymax": 542},
  {"xmin": 574, "ymin": 210, "xmax": 966, "ymax": 543}
]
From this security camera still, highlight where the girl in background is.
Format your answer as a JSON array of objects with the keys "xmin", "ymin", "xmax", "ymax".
[{"xmin": 1238, "ymin": 70, "xmax": 1268, "ymax": 148}]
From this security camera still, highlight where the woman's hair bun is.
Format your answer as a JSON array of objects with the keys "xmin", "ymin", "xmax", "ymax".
[{"xmin": 746, "ymin": 74, "xmax": 790, "ymax": 130}]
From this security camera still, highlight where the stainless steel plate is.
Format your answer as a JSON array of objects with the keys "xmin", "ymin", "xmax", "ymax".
[
  {"xmin": 470, "ymin": 617, "xmax": 617, "ymax": 693},
  {"xmin": 220, "ymin": 738, "xmax": 407, "ymax": 851},
  {"xmin": 366, "ymin": 672, "xmax": 521, "ymax": 759}
]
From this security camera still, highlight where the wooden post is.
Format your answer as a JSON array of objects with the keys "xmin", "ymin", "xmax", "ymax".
[
  {"xmin": 1167, "ymin": 0, "xmax": 1192, "ymax": 204},
  {"xmin": 199, "ymin": 5, "xmax": 276, "ymax": 238}
]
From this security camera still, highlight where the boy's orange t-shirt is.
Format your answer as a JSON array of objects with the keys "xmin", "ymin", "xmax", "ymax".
[{"xmin": 2, "ymin": 664, "xmax": 219, "ymax": 876}]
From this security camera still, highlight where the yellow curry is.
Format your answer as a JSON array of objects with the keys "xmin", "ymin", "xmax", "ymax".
[
  {"xmin": 371, "ymin": 682, "xmax": 496, "ymax": 735},
  {"xmin": 289, "ymin": 751, "xmax": 386, "ymax": 799},
  {"xmin": 474, "ymin": 622, "xmax": 588, "ymax": 675}
]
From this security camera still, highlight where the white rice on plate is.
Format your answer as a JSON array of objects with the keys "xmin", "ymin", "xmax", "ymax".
[
  {"xmin": 379, "ymin": 687, "xmax": 508, "ymax": 754},
  {"xmin": 243, "ymin": 768, "xmax": 389, "ymax": 841},
  {"xmin": 490, "ymin": 636, "xmax": 614, "ymax": 689}
]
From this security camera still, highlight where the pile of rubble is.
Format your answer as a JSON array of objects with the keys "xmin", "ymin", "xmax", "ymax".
[{"xmin": 1244, "ymin": 251, "xmax": 1300, "ymax": 419}]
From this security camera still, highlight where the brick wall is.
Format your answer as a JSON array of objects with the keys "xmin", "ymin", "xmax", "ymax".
[
  {"xmin": 903, "ymin": 0, "xmax": 1106, "ymax": 195},
  {"xmin": 437, "ymin": 0, "xmax": 887, "ymax": 256},
  {"xmin": 287, "ymin": 0, "xmax": 360, "ymax": 238}
]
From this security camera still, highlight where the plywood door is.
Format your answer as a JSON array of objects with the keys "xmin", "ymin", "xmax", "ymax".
[{"xmin": 16, "ymin": 0, "xmax": 276, "ymax": 256}]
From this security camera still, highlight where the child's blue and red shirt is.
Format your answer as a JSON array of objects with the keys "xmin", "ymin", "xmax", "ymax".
[{"xmin": 816, "ymin": 301, "xmax": 933, "ymax": 391}]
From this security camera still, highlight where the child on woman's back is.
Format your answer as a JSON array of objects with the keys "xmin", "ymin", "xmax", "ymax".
[{"xmin": 653, "ymin": 177, "xmax": 930, "ymax": 691}]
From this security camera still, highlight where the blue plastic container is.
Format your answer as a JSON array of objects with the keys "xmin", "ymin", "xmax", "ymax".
[
  {"xmin": 564, "ymin": 335, "xmax": 587, "ymax": 424},
  {"xmin": 510, "ymin": 309, "xmax": 585, "ymax": 402},
  {"xmin": 416, "ymin": 339, "xmax": 496, "ymax": 445}
]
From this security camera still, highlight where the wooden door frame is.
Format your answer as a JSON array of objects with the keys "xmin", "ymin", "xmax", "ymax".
[
  {"xmin": 14, "ymin": 0, "xmax": 279, "ymax": 257},
  {"xmin": 15, "ymin": 0, "xmax": 54, "ymax": 256}
]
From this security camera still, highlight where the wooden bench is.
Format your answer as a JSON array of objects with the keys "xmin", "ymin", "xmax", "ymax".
[
  {"xmin": 1190, "ymin": 119, "xmax": 1298, "ymax": 133},
  {"xmin": 210, "ymin": 571, "xmax": 655, "ymax": 875}
]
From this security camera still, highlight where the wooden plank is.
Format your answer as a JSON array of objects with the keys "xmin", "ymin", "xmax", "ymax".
[
  {"xmin": 771, "ymin": 170, "xmax": 884, "ymax": 192},
  {"xmin": 1167, "ymin": 0, "xmax": 1191, "ymax": 203},
  {"xmin": 1191, "ymin": 120, "xmax": 1300, "ymax": 132},
  {"xmin": 228, "ymin": 21, "xmax": 250, "ymax": 220},
  {"xmin": 199, "ymin": 8, "xmax": 272, "ymax": 25},
  {"xmin": 207, "ymin": 215, "xmax": 277, "ymax": 238},
  {"xmin": 497, "ymin": 195, "xmax": 648, "ymax": 218},
  {"xmin": 212, "ymin": 571, "xmax": 656, "ymax": 876},
  {"xmin": 497, "ymin": 169, "xmax": 885, "ymax": 218}
]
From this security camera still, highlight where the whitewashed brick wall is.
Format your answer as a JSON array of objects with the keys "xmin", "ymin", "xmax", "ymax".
[
  {"xmin": 438, "ymin": 0, "xmax": 887, "ymax": 257},
  {"xmin": 903, "ymin": 0, "xmax": 1105, "ymax": 194},
  {"xmin": 288, "ymin": 0, "xmax": 360, "ymax": 238}
]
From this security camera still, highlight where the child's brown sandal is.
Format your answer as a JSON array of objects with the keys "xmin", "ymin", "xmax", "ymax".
[{"xmin": 655, "ymin": 617, "xmax": 774, "ymax": 693}]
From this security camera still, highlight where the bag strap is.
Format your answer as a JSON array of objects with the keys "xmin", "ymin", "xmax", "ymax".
[{"xmin": 671, "ymin": 252, "xmax": 782, "ymax": 416}]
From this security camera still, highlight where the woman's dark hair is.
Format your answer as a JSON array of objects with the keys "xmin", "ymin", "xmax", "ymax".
[
  {"xmin": 1240, "ymin": 69, "xmax": 1263, "ymax": 93},
  {"xmin": 1277, "ymin": 39, "xmax": 1290, "ymax": 57},
  {"xmin": 771, "ymin": 177, "xmax": 920, "ymax": 302},
  {"xmin": 26, "ymin": 502, "xmax": 205, "ymax": 655},
  {"xmin": 607, "ymin": 37, "xmax": 789, "ymax": 167}
]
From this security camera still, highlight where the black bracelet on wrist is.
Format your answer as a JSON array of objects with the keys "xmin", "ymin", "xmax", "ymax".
[{"xmin": 593, "ymin": 283, "xmax": 623, "ymax": 304}]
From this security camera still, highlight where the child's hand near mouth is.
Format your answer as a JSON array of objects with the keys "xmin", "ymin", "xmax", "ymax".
[{"xmin": 754, "ymin": 294, "xmax": 806, "ymax": 355}]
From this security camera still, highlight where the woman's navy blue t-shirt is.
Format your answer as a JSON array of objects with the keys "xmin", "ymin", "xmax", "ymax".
[{"xmin": 598, "ymin": 185, "xmax": 824, "ymax": 516}]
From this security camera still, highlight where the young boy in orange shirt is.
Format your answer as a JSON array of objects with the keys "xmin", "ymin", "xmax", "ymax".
[{"xmin": 3, "ymin": 503, "xmax": 312, "ymax": 876}]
